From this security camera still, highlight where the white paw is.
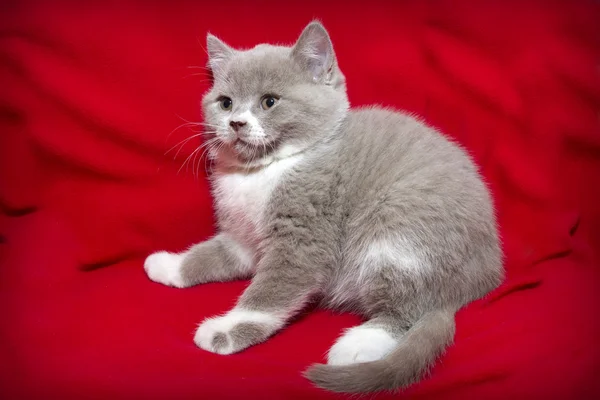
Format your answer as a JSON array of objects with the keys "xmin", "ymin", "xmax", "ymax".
[
  {"xmin": 327, "ymin": 326, "xmax": 398, "ymax": 366},
  {"xmin": 144, "ymin": 251, "xmax": 185, "ymax": 288},
  {"xmin": 194, "ymin": 309, "xmax": 281, "ymax": 355}
]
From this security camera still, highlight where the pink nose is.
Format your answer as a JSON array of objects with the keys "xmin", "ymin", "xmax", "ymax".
[{"xmin": 229, "ymin": 120, "xmax": 247, "ymax": 130}]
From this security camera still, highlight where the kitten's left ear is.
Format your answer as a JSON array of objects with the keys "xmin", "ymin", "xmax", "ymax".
[
  {"xmin": 206, "ymin": 33, "xmax": 235, "ymax": 77},
  {"xmin": 291, "ymin": 21, "xmax": 336, "ymax": 83}
]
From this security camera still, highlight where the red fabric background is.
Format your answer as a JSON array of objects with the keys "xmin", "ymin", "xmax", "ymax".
[{"xmin": 1, "ymin": 1, "xmax": 600, "ymax": 399}]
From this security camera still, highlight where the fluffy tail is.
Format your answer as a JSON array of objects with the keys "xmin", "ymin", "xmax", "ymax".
[{"xmin": 304, "ymin": 309, "xmax": 456, "ymax": 393}]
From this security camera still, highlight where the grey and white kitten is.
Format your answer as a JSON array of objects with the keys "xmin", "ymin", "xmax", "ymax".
[{"xmin": 144, "ymin": 21, "xmax": 503, "ymax": 393}]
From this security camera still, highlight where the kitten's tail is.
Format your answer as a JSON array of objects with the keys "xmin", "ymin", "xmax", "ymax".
[{"xmin": 304, "ymin": 309, "xmax": 456, "ymax": 393}]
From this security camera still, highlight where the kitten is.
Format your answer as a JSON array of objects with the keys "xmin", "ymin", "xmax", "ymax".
[{"xmin": 144, "ymin": 21, "xmax": 503, "ymax": 393}]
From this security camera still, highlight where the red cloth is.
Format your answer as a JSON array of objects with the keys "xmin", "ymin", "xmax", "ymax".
[{"xmin": 1, "ymin": 1, "xmax": 600, "ymax": 399}]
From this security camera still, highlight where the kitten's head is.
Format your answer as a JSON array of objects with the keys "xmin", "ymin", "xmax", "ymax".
[{"xmin": 201, "ymin": 21, "xmax": 349, "ymax": 168}]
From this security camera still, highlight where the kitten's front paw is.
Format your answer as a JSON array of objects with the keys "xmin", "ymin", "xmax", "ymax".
[
  {"xmin": 144, "ymin": 251, "xmax": 185, "ymax": 288},
  {"xmin": 194, "ymin": 309, "xmax": 281, "ymax": 355},
  {"xmin": 327, "ymin": 326, "xmax": 398, "ymax": 366}
]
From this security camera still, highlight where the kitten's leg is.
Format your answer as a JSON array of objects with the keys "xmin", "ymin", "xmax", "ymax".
[
  {"xmin": 144, "ymin": 233, "xmax": 253, "ymax": 288},
  {"xmin": 326, "ymin": 251, "xmax": 432, "ymax": 366},
  {"xmin": 193, "ymin": 247, "xmax": 327, "ymax": 355}
]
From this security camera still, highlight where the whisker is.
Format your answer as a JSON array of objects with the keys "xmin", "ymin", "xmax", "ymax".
[
  {"xmin": 194, "ymin": 139, "xmax": 218, "ymax": 179},
  {"xmin": 166, "ymin": 115, "xmax": 217, "ymax": 140},
  {"xmin": 201, "ymin": 122, "xmax": 221, "ymax": 129},
  {"xmin": 165, "ymin": 133, "xmax": 204, "ymax": 157},
  {"xmin": 181, "ymin": 73, "xmax": 212, "ymax": 80},
  {"xmin": 177, "ymin": 145, "xmax": 202, "ymax": 176},
  {"xmin": 166, "ymin": 132, "xmax": 216, "ymax": 165},
  {"xmin": 175, "ymin": 114, "xmax": 207, "ymax": 127},
  {"xmin": 204, "ymin": 143, "xmax": 215, "ymax": 176},
  {"xmin": 165, "ymin": 121, "xmax": 203, "ymax": 142},
  {"xmin": 205, "ymin": 145, "xmax": 214, "ymax": 175},
  {"xmin": 192, "ymin": 144, "xmax": 202, "ymax": 179},
  {"xmin": 198, "ymin": 140, "xmax": 220, "ymax": 177},
  {"xmin": 206, "ymin": 141, "xmax": 224, "ymax": 176},
  {"xmin": 187, "ymin": 137, "xmax": 218, "ymax": 164}
]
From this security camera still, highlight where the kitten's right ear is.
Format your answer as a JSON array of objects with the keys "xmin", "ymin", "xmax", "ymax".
[{"xmin": 206, "ymin": 33, "xmax": 235, "ymax": 77}]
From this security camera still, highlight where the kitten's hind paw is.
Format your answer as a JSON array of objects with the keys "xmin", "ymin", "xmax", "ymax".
[
  {"xmin": 327, "ymin": 325, "xmax": 398, "ymax": 366},
  {"xmin": 144, "ymin": 251, "xmax": 185, "ymax": 288}
]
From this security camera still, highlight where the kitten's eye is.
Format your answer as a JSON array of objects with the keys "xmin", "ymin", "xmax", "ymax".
[
  {"xmin": 219, "ymin": 97, "xmax": 232, "ymax": 111},
  {"xmin": 261, "ymin": 95, "xmax": 277, "ymax": 110}
]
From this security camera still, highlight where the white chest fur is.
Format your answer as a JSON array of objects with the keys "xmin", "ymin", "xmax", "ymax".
[{"xmin": 212, "ymin": 155, "xmax": 304, "ymax": 253}]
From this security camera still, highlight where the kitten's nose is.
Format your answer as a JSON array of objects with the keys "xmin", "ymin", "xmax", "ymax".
[{"xmin": 229, "ymin": 120, "xmax": 247, "ymax": 131}]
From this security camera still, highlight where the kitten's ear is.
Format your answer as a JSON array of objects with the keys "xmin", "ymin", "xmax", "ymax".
[
  {"xmin": 291, "ymin": 21, "xmax": 336, "ymax": 83},
  {"xmin": 206, "ymin": 33, "xmax": 235, "ymax": 76}
]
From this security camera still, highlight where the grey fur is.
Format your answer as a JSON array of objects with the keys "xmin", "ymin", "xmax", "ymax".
[
  {"xmin": 208, "ymin": 322, "xmax": 271, "ymax": 355},
  {"xmin": 229, "ymin": 322, "xmax": 271, "ymax": 350},
  {"xmin": 210, "ymin": 332, "xmax": 229, "ymax": 353},
  {"xmin": 180, "ymin": 233, "xmax": 253, "ymax": 286},
  {"xmin": 177, "ymin": 21, "xmax": 503, "ymax": 393}
]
